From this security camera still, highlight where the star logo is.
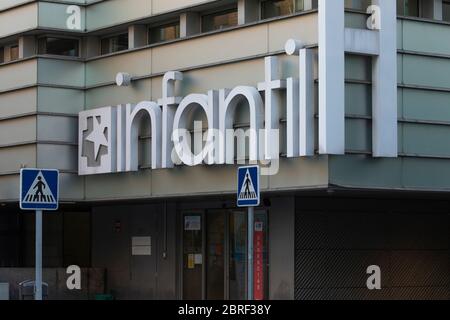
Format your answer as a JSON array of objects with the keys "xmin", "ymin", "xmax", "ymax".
[
  {"xmin": 79, "ymin": 106, "xmax": 116, "ymax": 175},
  {"xmin": 85, "ymin": 116, "xmax": 109, "ymax": 160}
]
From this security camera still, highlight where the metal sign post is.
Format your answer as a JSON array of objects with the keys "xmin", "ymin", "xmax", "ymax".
[
  {"xmin": 247, "ymin": 206, "xmax": 254, "ymax": 300},
  {"xmin": 35, "ymin": 210, "xmax": 43, "ymax": 300},
  {"xmin": 20, "ymin": 169, "xmax": 59, "ymax": 301},
  {"xmin": 237, "ymin": 166, "xmax": 260, "ymax": 301}
]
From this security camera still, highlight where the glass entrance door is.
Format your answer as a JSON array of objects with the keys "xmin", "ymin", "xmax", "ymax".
[
  {"xmin": 182, "ymin": 214, "xmax": 203, "ymax": 299},
  {"xmin": 229, "ymin": 211, "xmax": 247, "ymax": 300},
  {"xmin": 182, "ymin": 209, "xmax": 267, "ymax": 300},
  {"xmin": 206, "ymin": 211, "xmax": 225, "ymax": 299}
]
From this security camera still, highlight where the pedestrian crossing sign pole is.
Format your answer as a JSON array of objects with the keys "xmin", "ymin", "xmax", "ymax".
[
  {"xmin": 20, "ymin": 168, "xmax": 59, "ymax": 301},
  {"xmin": 237, "ymin": 165, "xmax": 260, "ymax": 301}
]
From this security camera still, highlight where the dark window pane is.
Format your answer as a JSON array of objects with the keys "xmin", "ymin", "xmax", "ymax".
[
  {"xmin": 38, "ymin": 37, "xmax": 79, "ymax": 57},
  {"xmin": 206, "ymin": 212, "xmax": 225, "ymax": 300},
  {"xmin": 112, "ymin": 33, "xmax": 129, "ymax": 52},
  {"xmin": 346, "ymin": 0, "xmax": 370, "ymax": 10},
  {"xmin": 229, "ymin": 211, "xmax": 247, "ymax": 300},
  {"xmin": 10, "ymin": 45, "xmax": 19, "ymax": 61},
  {"xmin": 443, "ymin": 1, "xmax": 450, "ymax": 21},
  {"xmin": 101, "ymin": 33, "xmax": 129, "ymax": 55},
  {"xmin": 183, "ymin": 214, "xmax": 203, "ymax": 300},
  {"xmin": 202, "ymin": 9, "xmax": 238, "ymax": 32},
  {"xmin": 149, "ymin": 22, "xmax": 180, "ymax": 44},
  {"xmin": 398, "ymin": 0, "xmax": 419, "ymax": 16},
  {"xmin": 0, "ymin": 47, "xmax": 4, "ymax": 63},
  {"xmin": 405, "ymin": 0, "xmax": 419, "ymax": 16},
  {"xmin": 261, "ymin": 0, "xmax": 304, "ymax": 19},
  {"xmin": 100, "ymin": 38, "xmax": 110, "ymax": 55},
  {"xmin": 397, "ymin": 0, "xmax": 404, "ymax": 15}
]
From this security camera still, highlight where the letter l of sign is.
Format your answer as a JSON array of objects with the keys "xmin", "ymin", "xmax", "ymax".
[{"xmin": 319, "ymin": 0, "xmax": 397, "ymax": 157}]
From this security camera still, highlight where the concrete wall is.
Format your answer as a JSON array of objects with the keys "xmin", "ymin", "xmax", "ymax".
[
  {"xmin": 0, "ymin": 12, "xmax": 329, "ymax": 202},
  {"xmin": 330, "ymin": 17, "xmax": 450, "ymax": 191},
  {"xmin": 0, "ymin": 0, "xmax": 217, "ymax": 35},
  {"xmin": 1, "ymin": 5, "xmax": 450, "ymax": 203},
  {"xmin": 0, "ymin": 57, "xmax": 84, "ymax": 201},
  {"xmin": 91, "ymin": 204, "xmax": 177, "ymax": 299},
  {"xmin": 0, "ymin": 3, "xmax": 38, "ymax": 39},
  {"xmin": 88, "ymin": 197, "xmax": 295, "ymax": 300},
  {"xmin": 0, "ymin": 212, "xmax": 19, "ymax": 267}
]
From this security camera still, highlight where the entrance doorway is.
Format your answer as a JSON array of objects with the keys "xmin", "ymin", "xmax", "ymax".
[{"xmin": 182, "ymin": 209, "xmax": 268, "ymax": 300}]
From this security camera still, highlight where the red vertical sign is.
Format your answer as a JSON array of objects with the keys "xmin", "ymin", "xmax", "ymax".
[{"xmin": 254, "ymin": 221, "xmax": 264, "ymax": 300}]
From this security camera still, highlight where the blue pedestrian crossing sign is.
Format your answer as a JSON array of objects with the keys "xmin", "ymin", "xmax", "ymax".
[
  {"xmin": 237, "ymin": 166, "xmax": 260, "ymax": 207},
  {"xmin": 20, "ymin": 169, "xmax": 59, "ymax": 211}
]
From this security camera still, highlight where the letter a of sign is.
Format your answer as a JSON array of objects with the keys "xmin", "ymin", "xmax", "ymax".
[{"xmin": 237, "ymin": 166, "xmax": 260, "ymax": 207}]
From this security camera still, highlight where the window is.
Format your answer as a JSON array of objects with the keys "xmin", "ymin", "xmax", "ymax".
[
  {"xmin": 0, "ymin": 44, "xmax": 19, "ymax": 63},
  {"xmin": 444, "ymin": 1, "xmax": 450, "ymax": 21},
  {"xmin": 261, "ymin": 0, "xmax": 304, "ymax": 19},
  {"xmin": 101, "ymin": 33, "xmax": 129, "ymax": 55},
  {"xmin": 201, "ymin": 8, "xmax": 238, "ymax": 32},
  {"xmin": 397, "ymin": 0, "xmax": 419, "ymax": 17},
  {"xmin": 10, "ymin": 45, "xmax": 19, "ymax": 61},
  {"xmin": 38, "ymin": 37, "xmax": 79, "ymax": 57},
  {"xmin": 345, "ymin": 0, "xmax": 371, "ymax": 10},
  {"xmin": 149, "ymin": 21, "xmax": 180, "ymax": 44}
]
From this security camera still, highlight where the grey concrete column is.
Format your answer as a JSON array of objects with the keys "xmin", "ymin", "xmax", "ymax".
[
  {"xmin": 18, "ymin": 36, "xmax": 36, "ymax": 58},
  {"xmin": 180, "ymin": 12, "xmax": 200, "ymax": 37},
  {"xmin": 238, "ymin": 0, "xmax": 259, "ymax": 25},
  {"xmin": 129, "ymin": 25, "xmax": 148, "ymax": 49},
  {"xmin": 421, "ymin": 0, "xmax": 443, "ymax": 20},
  {"xmin": 83, "ymin": 36, "xmax": 100, "ymax": 58},
  {"xmin": 269, "ymin": 197, "xmax": 295, "ymax": 300}
]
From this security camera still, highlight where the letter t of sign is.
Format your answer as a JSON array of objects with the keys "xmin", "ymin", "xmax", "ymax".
[{"xmin": 258, "ymin": 57, "xmax": 286, "ymax": 160}]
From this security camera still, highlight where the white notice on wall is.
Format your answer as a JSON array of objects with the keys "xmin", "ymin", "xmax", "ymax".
[
  {"xmin": 132, "ymin": 236, "xmax": 151, "ymax": 246},
  {"xmin": 184, "ymin": 216, "xmax": 201, "ymax": 231},
  {"xmin": 132, "ymin": 246, "xmax": 151, "ymax": 256},
  {"xmin": 194, "ymin": 254, "xmax": 203, "ymax": 265},
  {"xmin": 132, "ymin": 236, "xmax": 151, "ymax": 256}
]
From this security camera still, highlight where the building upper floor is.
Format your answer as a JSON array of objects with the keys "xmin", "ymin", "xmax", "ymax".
[
  {"xmin": 1, "ymin": 0, "xmax": 450, "ymax": 202},
  {"xmin": 1, "ymin": 0, "xmax": 450, "ymax": 64}
]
